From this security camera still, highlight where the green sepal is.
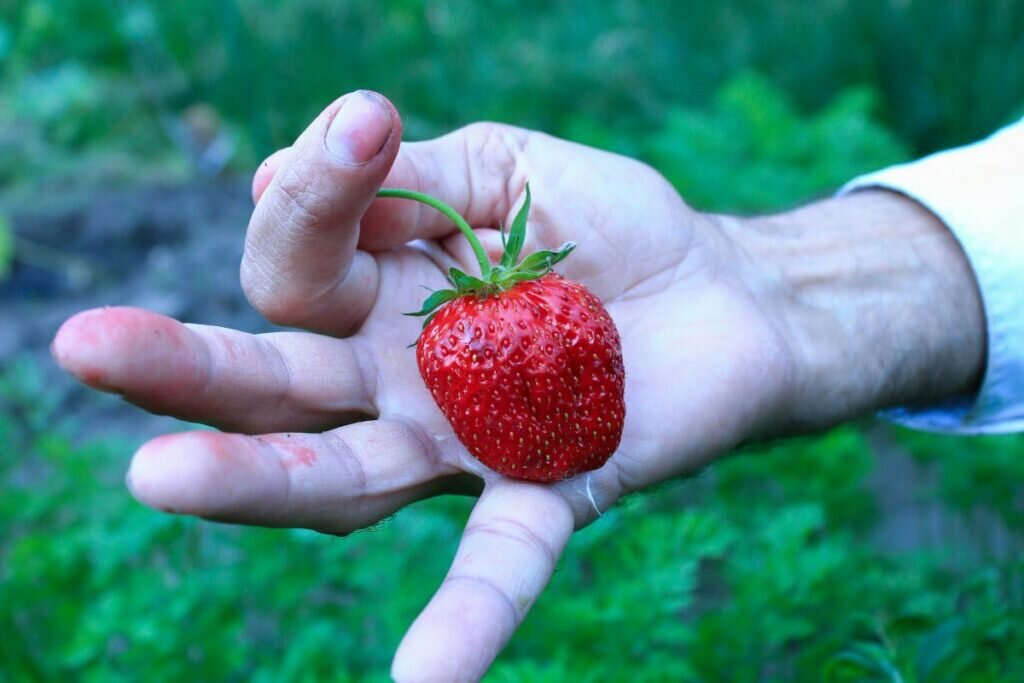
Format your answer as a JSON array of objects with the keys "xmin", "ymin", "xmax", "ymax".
[
  {"xmin": 449, "ymin": 267, "xmax": 486, "ymax": 292},
  {"xmin": 516, "ymin": 241, "xmax": 575, "ymax": 273},
  {"xmin": 404, "ymin": 288, "xmax": 459, "ymax": 317},
  {"xmin": 500, "ymin": 183, "xmax": 531, "ymax": 269},
  {"xmin": 499, "ymin": 270, "xmax": 545, "ymax": 285},
  {"xmin": 386, "ymin": 181, "xmax": 579, "ymax": 346},
  {"xmin": 416, "ymin": 310, "xmax": 442, "ymax": 333}
]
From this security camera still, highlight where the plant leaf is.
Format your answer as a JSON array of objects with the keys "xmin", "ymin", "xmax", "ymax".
[
  {"xmin": 500, "ymin": 183, "xmax": 531, "ymax": 269},
  {"xmin": 823, "ymin": 642, "xmax": 904, "ymax": 683},
  {"xmin": 0, "ymin": 214, "xmax": 14, "ymax": 281},
  {"xmin": 403, "ymin": 288, "xmax": 459, "ymax": 317}
]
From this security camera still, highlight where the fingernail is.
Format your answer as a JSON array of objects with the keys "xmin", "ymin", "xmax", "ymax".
[{"xmin": 325, "ymin": 91, "xmax": 393, "ymax": 165}]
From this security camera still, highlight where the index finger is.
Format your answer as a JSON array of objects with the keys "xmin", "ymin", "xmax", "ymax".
[{"xmin": 391, "ymin": 480, "xmax": 573, "ymax": 682}]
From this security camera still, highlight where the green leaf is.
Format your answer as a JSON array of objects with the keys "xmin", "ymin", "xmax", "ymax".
[
  {"xmin": 500, "ymin": 183, "xmax": 531, "ymax": 269},
  {"xmin": 449, "ymin": 267, "xmax": 486, "ymax": 292},
  {"xmin": 0, "ymin": 214, "xmax": 14, "ymax": 281},
  {"xmin": 403, "ymin": 288, "xmax": 459, "ymax": 317},
  {"xmin": 914, "ymin": 617, "xmax": 964, "ymax": 681},
  {"xmin": 823, "ymin": 643, "xmax": 904, "ymax": 683}
]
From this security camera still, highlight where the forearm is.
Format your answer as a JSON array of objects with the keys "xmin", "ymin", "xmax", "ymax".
[{"xmin": 726, "ymin": 190, "xmax": 986, "ymax": 434}]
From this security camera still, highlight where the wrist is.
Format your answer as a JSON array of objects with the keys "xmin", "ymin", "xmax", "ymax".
[{"xmin": 723, "ymin": 190, "xmax": 986, "ymax": 434}]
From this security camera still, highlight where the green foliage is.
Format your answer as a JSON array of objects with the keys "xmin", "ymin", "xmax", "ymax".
[
  {"xmin": 647, "ymin": 75, "xmax": 909, "ymax": 212},
  {"xmin": 3, "ymin": 0, "xmax": 1023, "ymax": 189},
  {"xmin": 3, "ymin": 359, "xmax": 1023, "ymax": 680},
  {"xmin": 568, "ymin": 73, "xmax": 908, "ymax": 213},
  {"xmin": 892, "ymin": 427, "xmax": 1024, "ymax": 533},
  {"xmin": 823, "ymin": 562, "xmax": 1024, "ymax": 683},
  {"xmin": 0, "ymin": 365, "xmax": 469, "ymax": 680},
  {"xmin": 0, "ymin": 213, "xmax": 13, "ymax": 280},
  {"xmin": 4, "ymin": 1, "xmax": 1024, "ymax": 679}
]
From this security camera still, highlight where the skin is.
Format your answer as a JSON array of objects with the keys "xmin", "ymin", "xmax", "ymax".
[{"xmin": 51, "ymin": 90, "xmax": 985, "ymax": 682}]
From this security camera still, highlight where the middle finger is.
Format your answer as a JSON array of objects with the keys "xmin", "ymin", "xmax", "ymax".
[{"xmin": 127, "ymin": 419, "xmax": 473, "ymax": 535}]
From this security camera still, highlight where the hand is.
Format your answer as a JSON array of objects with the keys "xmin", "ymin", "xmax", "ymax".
[{"xmin": 51, "ymin": 90, "xmax": 983, "ymax": 681}]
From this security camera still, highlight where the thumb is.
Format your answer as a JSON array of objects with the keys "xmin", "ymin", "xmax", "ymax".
[
  {"xmin": 250, "ymin": 122, "xmax": 536, "ymax": 255},
  {"xmin": 241, "ymin": 90, "xmax": 401, "ymax": 335}
]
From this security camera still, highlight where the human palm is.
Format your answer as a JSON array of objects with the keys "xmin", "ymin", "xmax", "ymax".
[{"xmin": 53, "ymin": 93, "xmax": 791, "ymax": 681}]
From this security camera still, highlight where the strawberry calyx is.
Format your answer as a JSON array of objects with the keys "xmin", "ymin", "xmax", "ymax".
[{"xmin": 375, "ymin": 183, "xmax": 576, "ymax": 329}]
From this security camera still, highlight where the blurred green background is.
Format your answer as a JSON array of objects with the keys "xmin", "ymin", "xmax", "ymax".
[{"xmin": 2, "ymin": 1, "xmax": 1024, "ymax": 681}]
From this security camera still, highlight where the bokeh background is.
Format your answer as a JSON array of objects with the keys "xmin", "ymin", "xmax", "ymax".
[{"xmin": 2, "ymin": 1, "xmax": 1024, "ymax": 680}]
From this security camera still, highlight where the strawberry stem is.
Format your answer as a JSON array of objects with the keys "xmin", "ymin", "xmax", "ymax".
[
  {"xmin": 388, "ymin": 183, "xmax": 576, "ymax": 335},
  {"xmin": 376, "ymin": 188, "xmax": 491, "ymax": 279}
]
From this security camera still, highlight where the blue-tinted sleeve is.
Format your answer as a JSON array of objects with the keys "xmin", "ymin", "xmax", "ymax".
[{"xmin": 840, "ymin": 119, "xmax": 1024, "ymax": 434}]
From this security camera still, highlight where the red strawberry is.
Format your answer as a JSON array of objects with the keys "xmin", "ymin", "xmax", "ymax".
[
  {"xmin": 417, "ymin": 272, "xmax": 624, "ymax": 481},
  {"xmin": 377, "ymin": 184, "xmax": 625, "ymax": 482}
]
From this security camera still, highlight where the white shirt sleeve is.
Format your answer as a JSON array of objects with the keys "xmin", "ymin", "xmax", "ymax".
[{"xmin": 840, "ymin": 119, "xmax": 1024, "ymax": 435}]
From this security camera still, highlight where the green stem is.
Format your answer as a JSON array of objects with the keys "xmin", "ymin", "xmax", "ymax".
[{"xmin": 376, "ymin": 188, "xmax": 491, "ymax": 279}]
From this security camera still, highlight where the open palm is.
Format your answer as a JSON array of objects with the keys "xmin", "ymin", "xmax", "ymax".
[{"xmin": 53, "ymin": 92, "xmax": 792, "ymax": 682}]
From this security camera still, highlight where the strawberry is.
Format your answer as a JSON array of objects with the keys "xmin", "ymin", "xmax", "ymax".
[{"xmin": 377, "ymin": 184, "xmax": 625, "ymax": 481}]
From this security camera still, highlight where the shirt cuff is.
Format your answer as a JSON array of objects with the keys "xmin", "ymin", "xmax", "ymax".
[{"xmin": 839, "ymin": 119, "xmax": 1024, "ymax": 435}]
